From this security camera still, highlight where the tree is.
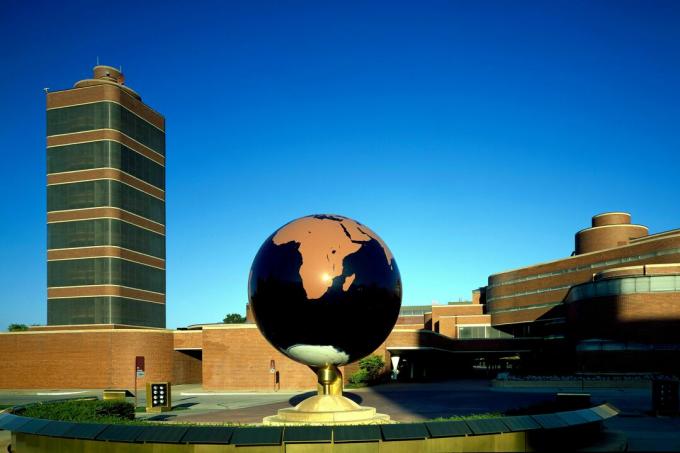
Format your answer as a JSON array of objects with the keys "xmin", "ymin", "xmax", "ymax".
[
  {"xmin": 8, "ymin": 324, "xmax": 29, "ymax": 332},
  {"xmin": 358, "ymin": 355, "xmax": 386, "ymax": 381},
  {"xmin": 348, "ymin": 355, "xmax": 386, "ymax": 385},
  {"xmin": 223, "ymin": 313, "xmax": 246, "ymax": 324}
]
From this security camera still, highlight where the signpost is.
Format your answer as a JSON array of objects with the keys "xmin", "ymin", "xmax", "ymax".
[
  {"xmin": 146, "ymin": 382, "xmax": 172, "ymax": 412},
  {"xmin": 135, "ymin": 356, "xmax": 145, "ymax": 408}
]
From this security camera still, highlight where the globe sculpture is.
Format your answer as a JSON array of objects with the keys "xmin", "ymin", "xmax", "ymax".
[{"xmin": 249, "ymin": 214, "xmax": 402, "ymax": 424}]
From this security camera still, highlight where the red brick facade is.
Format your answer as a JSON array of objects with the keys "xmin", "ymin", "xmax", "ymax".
[
  {"xmin": 3, "ymin": 212, "xmax": 678, "ymax": 389},
  {"xmin": 0, "ymin": 329, "xmax": 175, "ymax": 389}
]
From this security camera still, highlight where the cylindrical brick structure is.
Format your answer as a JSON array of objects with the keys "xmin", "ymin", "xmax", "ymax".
[
  {"xmin": 592, "ymin": 212, "xmax": 632, "ymax": 227},
  {"xmin": 74, "ymin": 65, "xmax": 140, "ymax": 99},
  {"xmin": 93, "ymin": 65, "xmax": 124, "ymax": 83},
  {"xmin": 575, "ymin": 212, "xmax": 648, "ymax": 255}
]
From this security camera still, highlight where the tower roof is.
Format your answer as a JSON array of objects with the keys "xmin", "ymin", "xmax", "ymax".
[{"xmin": 74, "ymin": 65, "xmax": 141, "ymax": 100}]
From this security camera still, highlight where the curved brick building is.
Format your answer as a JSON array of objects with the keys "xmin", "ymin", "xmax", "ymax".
[{"xmin": 486, "ymin": 213, "xmax": 680, "ymax": 339}]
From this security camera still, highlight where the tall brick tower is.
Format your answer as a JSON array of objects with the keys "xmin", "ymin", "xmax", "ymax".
[{"xmin": 46, "ymin": 66, "xmax": 166, "ymax": 327}]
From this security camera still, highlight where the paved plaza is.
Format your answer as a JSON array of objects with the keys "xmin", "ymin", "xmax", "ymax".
[{"xmin": 1, "ymin": 379, "xmax": 679, "ymax": 451}]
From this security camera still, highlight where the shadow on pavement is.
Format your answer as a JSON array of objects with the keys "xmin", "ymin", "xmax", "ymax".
[
  {"xmin": 360, "ymin": 379, "xmax": 554, "ymax": 420},
  {"xmin": 146, "ymin": 414, "xmax": 177, "ymax": 421},
  {"xmin": 173, "ymin": 402, "xmax": 199, "ymax": 409}
]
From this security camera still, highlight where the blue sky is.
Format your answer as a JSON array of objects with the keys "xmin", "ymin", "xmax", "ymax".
[{"xmin": 1, "ymin": 0, "xmax": 678, "ymax": 328}]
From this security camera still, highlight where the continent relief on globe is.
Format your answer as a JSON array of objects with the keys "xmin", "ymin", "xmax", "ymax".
[{"xmin": 273, "ymin": 215, "xmax": 395, "ymax": 300}]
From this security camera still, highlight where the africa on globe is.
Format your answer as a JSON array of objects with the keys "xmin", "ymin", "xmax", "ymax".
[{"xmin": 248, "ymin": 214, "xmax": 402, "ymax": 367}]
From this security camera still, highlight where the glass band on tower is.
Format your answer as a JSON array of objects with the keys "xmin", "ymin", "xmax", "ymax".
[{"xmin": 46, "ymin": 65, "xmax": 166, "ymax": 327}]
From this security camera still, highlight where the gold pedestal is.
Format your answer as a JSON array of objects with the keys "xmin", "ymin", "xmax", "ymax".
[{"xmin": 262, "ymin": 365, "xmax": 390, "ymax": 426}]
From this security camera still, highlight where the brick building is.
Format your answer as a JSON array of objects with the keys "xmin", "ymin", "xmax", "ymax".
[
  {"xmin": 2, "ymin": 67, "xmax": 680, "ymax": 390},
  {"xmin": 46, "ymin": 65, "xmax": 166, "ymax": 328},
  {"xmin": 3, "ymin": 211, "xmax": 680, "ymax": 389}
]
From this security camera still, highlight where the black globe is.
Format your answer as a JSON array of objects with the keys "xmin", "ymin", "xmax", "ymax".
[{"xmin": 249, "ymin": 214, "xmax": 402, "ymax": 367}]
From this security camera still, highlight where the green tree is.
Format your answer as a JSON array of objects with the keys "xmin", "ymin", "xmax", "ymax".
[
  {"xmin": 223, "ymin": 313, "xmax": 246, "ymax": 324},
  {"xmin": 8, "ymin": 324, "xmax": 29, "ymax": 332},
  {"xmin": 348, "ymin": 355, "xmax": 386, "ymax": 385},
  {"xmin": 358, "ymin": 355, "xmax": 386, "ymax": 381}
]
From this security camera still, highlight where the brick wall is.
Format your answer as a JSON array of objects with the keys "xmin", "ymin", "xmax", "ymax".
[
  {"xmin": 0, "ymin": 329, "xmax": 174, "ymax": 389},
  {"xmin": 431, "ymin": 304, "xmax": 486, "ymax": 335},
  {"xmin": 438, "ymin": 317, "xmax": 457, "ymax": 338},
  {"xmin": 396, "ymin": 315, "xmax": 424, "ymax": 326},
  {"xmin": 173, "ymin": 330, "xmax": 202, "ymax": 349},
  {"xmin": 201, "ymin": 325, "xmax": 317, "ymax": 391}
]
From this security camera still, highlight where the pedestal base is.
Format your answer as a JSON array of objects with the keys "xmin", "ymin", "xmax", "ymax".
[{"xmin": 262, "ymin": 395, "xmax": 391, "ymax": 425}]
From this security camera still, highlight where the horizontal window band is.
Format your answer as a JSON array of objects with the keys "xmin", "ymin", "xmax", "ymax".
[
  {"xmin": 48, "ymin": 137, "xmax": 164, "ymax": 169},
  {"xmin": 47, "ymin": 102, "xmax": 165, "ymax": 154},
  {"xmin": 47, "ymin": 285, "xmax": 165, "ymax": 304},
  {"xmin": 48, "ymin": 247, "xmax": 165, "ymax": 269},
  {"xmin": 47, "ymin": 130, "xmax": 164, "ymax": 165},
  {"xmin": 486, "ymin": 249, "xmax": 680, "ymax": 305},
  {"xmin": 487, "ymin": 292, "xmax": 569, "ymax": 312},
  {"xmin": 487, "ymin": 284, "xmax": 573, "ymax": 304},
  {"xmin": 488, "ymin": 243, "xmax": 680, "ymax": 288},
  {"xmin": 46, "ymin": 84, "xmax": 164, "ymax": 130},
  {"xmin": 47, "ymin": 141, "xmax": 165, "ymax": 188},
  {"xmin": 48, "ymin": 219, "xmax": 164, "ymax": 258},
  {"xmin": 491, "ymin": 317, "xmax": 564, "ymax": 327},
  {"xmin": 47, "ymin": 99, "xmax": 164, "ymax": 132},
  {"xmin": 48, "ymin": 179, "xmax": 165, "ymax": 225},
  {"xmin": 46, "ymin": 296, "xmax": 166, "ymax": 328},
  {"xmin": 490, "ymin": 301, "xmax": 563, "ymax": 315},
  {"xmin": 48, "ymin": 257, "xmax": 164, "ymax": 293},
  {"xmin": 47, "ymin": 169, "xmax": 164, "ymax": 200},
  {"xmin": 47, "ymin": 215, "xmax": 165, "ymax": 237},
  {"xmin": 48, "ymin": 208, "xmax": 165, "ymax": 235},
  {"xmin": 565, "ymin": 274, "xmax": 680, "ymax": 303}
]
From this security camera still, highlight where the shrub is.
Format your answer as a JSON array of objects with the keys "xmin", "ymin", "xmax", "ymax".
[
  {"xmin": 358, "ymin": 355, "xmax": 385, "ymax": 381},
  {"xmin": 348, "ymin": 369, "xmax": 369, "ymax": 385},
  {"xmin": 18, "ymin": 399, "xmax": 135, "ymax": 423},
  {"xmin": 429, "ymin": 412, "xmax": 502, "ymax": 421},
  {"xmin": 348, "ymin": 355, "xmax": 385, "ymax": 385}
]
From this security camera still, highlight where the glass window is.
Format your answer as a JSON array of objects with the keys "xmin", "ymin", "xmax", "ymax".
[
  {"xmin": 48, "ymin": 180, "xmax": 165, "ymax": 224},
  {"xmin": 48, "ymin": 257, "xmax": 165, "ymax": 293},
  {"xmin": 458, "ymin": 326, "xmax": 488, "ymax": 339},
  {"xmin": 486, "ymin": 327, "xmax": 513, "ymax": 339},
  {"xmin": 635, "ymin": 277, "xmax": 650, "ymax": 293},
  {"xmin": 619, "ymin": 278, "xmax": 636, "ymax": 294},
  {"xmin": 47, "ymin": 141, "xmax": 164, "ymax": 189},
  {"xmin": 47, "ymin": 297, "xmax": 165, "ymax": 327},
  {"xmin": 47, "ymin": 102, "xmax": 165, "ymax": 155},
  {"xmin": 48, "ymin": 219, "xmax": 165, "ymax": 258},
  {"xmin": 650, "ymin": 276, "xmax": 676, "ymax": 292}
]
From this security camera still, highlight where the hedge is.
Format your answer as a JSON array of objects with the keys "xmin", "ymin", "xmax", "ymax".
[{"xmin": 16, "ymin": 399, "xmax": 135, "ymax": 423}]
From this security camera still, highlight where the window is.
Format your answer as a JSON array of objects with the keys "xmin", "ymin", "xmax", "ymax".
[
  {"xmin": 47, "ymin": 297, "xmax": 165, "ymax": 327},
  {"xmin": 48, "ymin": 258, "xmax": 165, "ymax": 293},
  {"xmin": 48, "ymin": 219, "xmax": 165, "ymax": 258},
  {"xmin": 48, "ymin": 180, "xmax": 165, "ymax": 224},
  {"xmin": 48, "ymin": 141, "xmax": 164, "ymax": 189},
  {"xmin": 47, "ymin": 102, "xmax": 165, "ymax": 155}
]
